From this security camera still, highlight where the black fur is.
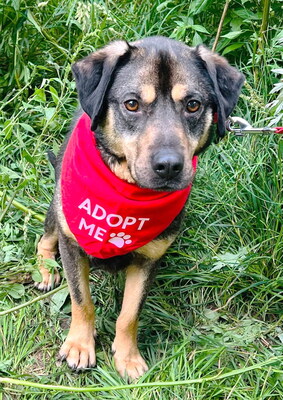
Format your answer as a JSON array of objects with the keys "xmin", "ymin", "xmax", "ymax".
[
  {"xmin": 196, "ymin": 46, "xmax": 245, "ymax": 137},
  {"xmin": 157, "ymin": 50, "xmax": 172, "ymax": 96},
  {"xmin": 72, "ymin": 44, "xmax": 133, "ymax": 131}
]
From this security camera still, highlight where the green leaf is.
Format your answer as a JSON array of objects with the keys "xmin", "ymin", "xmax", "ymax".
[
  {"xmin": 6, "ymin": 283, "xmax": 25, "ymax": 299},
  {"xmin": 222, "ymin": 43, "xmax": 244, "ymax": 55},
  {"xmin": 189, "ymin": 0, "xmax": 211, "ymax": 15},
  {"xmin": 22, "ymin": 150, "xmax": 35, "ymax": 164},
  {"xmin": 204, "ymin": 308, "xmax": 220, "ymax": 321},
  {"xmin": 0, "ymin": 359, "xmax": 12, "ymax": 373},
  {"xmin": 234, "ymin": 9, "xmax": 262, "ymax": 21},
  {"xmin": 43, "ymin": 258, "xmax": 60, "ymax": 272},
  {"xmin": 49, "ymin": 85, "xmax": 59, "ymax": 105},
  {"xmin": 0, "ymin": 166, "xmax": 21, "ymax": 179},
  {"xmin": 230, "ymin": 18, "xmax": 243, "ymax": 32},
  {"xmin": 19, "ymin": 123, "xmax": 36, "ymax": 134},
  {"xmin": 221, "ymin": 31, "xmax": 243, "ymax": 40},
  {"xmin": 31, "ymin": 268, "xmax": 42, "ymax": 283},
  {"xmin": 27, "ymin": 10, "xmax": 42, "ymax": 33},
  {"xmin": 279, "ymin": 140, "xmax": 283, "ymax": 160},
  {"xmin": 45, "ymin": 107, "xmax": 56, "ymax": 122},
  {"xmin": 211, "ymin": 248, "xmax": 248, "ymax": 271},
  {"xmin": 33, "ymin": 88, "xmax": 46, "ymax": 103},
  {"xmin": 191, "ymin": 25, "xmax": 209, "ymax": 34},
  {"xmin": 50, "ymin": 287, "xmax": 69, "ymax": 315},
  {"xmin": 278, "ymin": 333, "xmax": 283, "ymax": 344},
  {"xmin": 3, "ymin": 119, "xmax": 13, "ymax": 139},
  {"xmin": 156, "ymin": 0, "xmax": 172, "ymax": 12},
  {"xmin": 192, "ymin": 32, "xmax": 203, "ymax": 47}
]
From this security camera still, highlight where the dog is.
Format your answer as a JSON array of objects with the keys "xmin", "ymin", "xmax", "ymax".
[{"xmin": 35, "ymin": 36, "xmax": 244, "ymax": 380}]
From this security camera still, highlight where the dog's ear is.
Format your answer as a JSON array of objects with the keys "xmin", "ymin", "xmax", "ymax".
[
  {"xmin": 72, "ymin": 41, "xmax": 132, "ymax": 131},
  {"xmin": 197, "ymin": 46, "xmax": 245, "ymax": 138}
]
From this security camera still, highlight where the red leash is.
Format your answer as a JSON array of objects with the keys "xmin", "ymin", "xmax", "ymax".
[{"xmin": 226, "ymin": 116, "xmax": 283, "ymax": 136}]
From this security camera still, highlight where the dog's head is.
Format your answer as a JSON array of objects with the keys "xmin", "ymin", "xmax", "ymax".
[{"xmin": 72, "ymin": 36, "xmax": 244, "ymax": 191}]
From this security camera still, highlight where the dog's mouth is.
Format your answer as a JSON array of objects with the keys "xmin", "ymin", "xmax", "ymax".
[{"xmin": 135, "ymin": 175, "xmax": 194, "ymax": 192}]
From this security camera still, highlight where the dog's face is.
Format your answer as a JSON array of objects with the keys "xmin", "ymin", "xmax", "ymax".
[
  {"xmin": 104, "ymin": 42, "xmax": 215, "ymax": 191},
  {"xmin": 72, "ymin": 37, "xmax": 244, "ymax": 191}
]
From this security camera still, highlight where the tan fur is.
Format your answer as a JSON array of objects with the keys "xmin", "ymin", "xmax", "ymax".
[
  {"xmin": 140, "ymin": 84, "xmax": 156, "ymax": 104},
  {"xmin": 198, "ymin": 45, "xmax": 241, "ymax": 82},
  {"xmin": 37, "ymin": 233, "xmax": 57, "ymax": 260},
  {"xmin": 126, "ymin": 125, "xmax": 157, "ymax": 171},
  {"xmin": 195, "ymin": 111, "xmax": 213, "ymax": 153},
  {"xmin": 77, "ymin": 41, "xmax": 130, "ymax": 74},
  {"xmin": 169, "ymin": 126, "xmax": 198, "ymax": 182},
  {"xmin": 112, "ymin": 265, "xmax": 149, "ymax": 379},
  {"xmin": 174, "ymin": 123, "xmax": 211, "ymax": 165},
  {"xmin": 71, "ymin": 301, "xmax": 95, "ymax": 328},
  {"xmin": 197, "ymin": 46, "xmax": 225, "ymax": 65},
  {"xmin": 175, "ymin": 126, "xmax": 194, "ymax": 152},
  {"xmin": 114, "ymin": 125, "xmax": 159, "ymax": 184},
  {"xmin": 102, "ymin": 108, "xmax": 125, "ymax": 157},
  {"xmin": 103, "ymin": 40, "xmax": 130, "ymax": 59},
  {"xmin": 171, "ymin": 83, "xmax": 187, "ymax": 102},
  {"xmin": 59, "ymin": 302, "xmax": 96, "ymax": 369},
  {"xmin": 136, "ymin": 236, "xmax": 176, "ymax": 260},
  {"xmin": 59, "ymin": 258, "xmax": 96, "ymax": 369},
  {"xmin": 111, "ymin": 160, "xmax": 135, "ymax": 183},
  {"xmin": 57, "ymin": 206, "xmax": 77, "ymax": 241},
  {"xmin": 102, "ymin": 108, "xmax": 136, "ymax": 182},
  {"xmin": 36, "ymin": 232, "xmax": 60, "ymax": 290},
  {"xmin": 54, "ymin": 181, "xmax": 77, "ymax": 242}
]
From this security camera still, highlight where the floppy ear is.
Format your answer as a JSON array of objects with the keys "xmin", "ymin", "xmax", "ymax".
[
  {"xmin": 72, "ymin": 41, "xmax": 132, "ymax": 131},
  {"xmin": 197, "ymin": 46, "xmax": 245, "ymax": 138}
]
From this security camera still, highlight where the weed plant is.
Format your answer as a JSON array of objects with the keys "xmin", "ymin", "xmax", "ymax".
[{"xmin": 0, "ymin": 0, "xmax": 282, "ymax": 398}]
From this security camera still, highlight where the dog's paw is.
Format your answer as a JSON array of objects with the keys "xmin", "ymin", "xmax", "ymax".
[
  {"xmin": 59, "ymin": 336, "xmax": 96, "ymax": 370},
  {"xmin": 112, "ymin": 347, "xmax": 148, "ymax": 380},
  {"xmin": 34, "ymin": 268, "xmax": 61, "ymax": 292}
]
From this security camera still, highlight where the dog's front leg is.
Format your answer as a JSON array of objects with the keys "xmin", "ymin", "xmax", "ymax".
[
  {"xmin": 112, "ymin": 262, "xmax": 156, "ymax": 380},
  {"xmin": 36, "ymin": 203, "xmax": 60, "ymax": 291},
  {"xmin": 58, "ymin": 233, "xmax": 96, "ymax": 370}
]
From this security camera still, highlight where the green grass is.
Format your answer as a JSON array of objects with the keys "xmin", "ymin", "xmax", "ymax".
[{"xmin": 1, "ymin": 0, "xmax": 283, "ymax": 398}]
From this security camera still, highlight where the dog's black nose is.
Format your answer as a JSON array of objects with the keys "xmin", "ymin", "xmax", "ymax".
[{"xmin": 152, "ymin": 150, "xmax": 184, "ymax": 179}]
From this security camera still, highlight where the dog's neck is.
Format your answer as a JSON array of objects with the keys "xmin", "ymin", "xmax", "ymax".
[{"xmin": 96, "ymin": 139, "xmax": 135, "ymax": 184}]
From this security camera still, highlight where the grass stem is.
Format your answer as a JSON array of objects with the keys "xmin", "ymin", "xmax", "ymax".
[
  {"xmin": 0, "ymin": 357, "xmax": 281, "ymax": 392},
  {"xmin": 212, "ymin": 0, "xmax": 230, "ymax": 52},
  {"xmin": 0, "ymin": 190, "xmax": 45, "ymax": 223},
  {"xmin": 0, "ymin": 284, "xmax": 68, "ymax": 316}
]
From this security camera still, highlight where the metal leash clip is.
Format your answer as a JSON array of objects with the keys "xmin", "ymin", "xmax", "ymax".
[{"xmin": 226, "ymin": 116, "xmax": 281, "ymax": 136}]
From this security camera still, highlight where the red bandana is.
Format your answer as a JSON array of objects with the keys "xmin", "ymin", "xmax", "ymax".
[{"xmin": 61, "ymin": 113, "xmax": 197, "ymax": 259}]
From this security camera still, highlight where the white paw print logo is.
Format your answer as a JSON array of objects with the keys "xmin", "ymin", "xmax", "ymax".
[{"xmin": 108, "ymin": 232, "xmax": 132, "ymax": 248}]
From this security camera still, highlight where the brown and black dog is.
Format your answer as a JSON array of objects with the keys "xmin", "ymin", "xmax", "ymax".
[{"xmin": 36, "ymin": 36, "xmax": 244, "ymax": 380}]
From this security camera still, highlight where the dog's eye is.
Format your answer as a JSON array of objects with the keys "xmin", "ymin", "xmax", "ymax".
[
  {"xmin": 124, "ymin": 99, "xmax": 139, "ymax": 112},
  {"xmin": 186, "ymin": 100, "xmax": 201, "ymax": 113}
]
